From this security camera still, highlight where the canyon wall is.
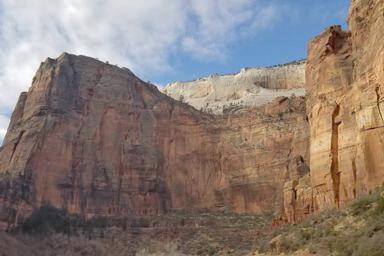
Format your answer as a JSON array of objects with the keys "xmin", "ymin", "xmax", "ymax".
[
  {"xmin": 163, "ymin": 60, "xmax": 305, "ymax": 114},
  {"xmin": 284, "ymin": 0, "xmax": 384, "ymax": 222},
  {"xmin": 1, "ymin": 0, "xmax": 380, "ymax": 227},
  {"xmin": 0, "ymin": 53, "xmax": 309, "ymax": 226}
]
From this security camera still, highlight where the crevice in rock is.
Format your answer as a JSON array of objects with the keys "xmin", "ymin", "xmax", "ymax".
[
  {"xmin": 352, "ymin": 158, "xmax": 357, "ymax": 199},
  {"xmin": 362, "ymin": 125, "xmax": 384, "ymax": 131},
  {"xmin": 285, "ymin": 148, "xmax": 293, "ymax": 180},
  {"xmin": 292, "ymin": 185, "xmax": 297, "ymax": 223},
  {"xmin": 375, "ymin": 86, "xmax": 384, "ymax": 125},
  {"xmin": 330, "ymin": 104, "xmax": 341, "ymax": 208},
  {"xmin": 117, "ymin": 143, "xmax": 125, "ymax": 214},
  {"xmin": 9, "ymin": 131, "xmax": 25, "ymax": 163}
]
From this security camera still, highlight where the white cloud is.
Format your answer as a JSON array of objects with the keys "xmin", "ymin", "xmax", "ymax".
[
  {"xmin": 0, "ymin": 114, "xmax": 10, "ymax": 144},
  {"xmin": 0, "ymin": 130, "xmax": 6, "ymax": 145},
  {"xmin": 182, "ymin": 0, "xmax": 282, "ymax": 60},
  {"xmin": 0, "ymin": 0, "xmax": 284, "ymax": 137}
]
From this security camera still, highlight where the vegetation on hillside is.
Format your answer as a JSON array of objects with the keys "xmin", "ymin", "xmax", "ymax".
[
  {"xmin": 3, "ymin": 187, "xmax": 384, "ymax": 255},
  {"xmin": 254, "ymin": 187, "xmax": 384, "ymax": 255}
]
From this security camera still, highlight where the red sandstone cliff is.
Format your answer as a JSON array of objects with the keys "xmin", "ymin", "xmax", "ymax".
[
  {"xmin": 283, "ymin": 0, "xmax": 384, "ymax": 222},
  {"xmin": 2, "ymin": 0, "xmax": 380, "ymax": 228},
  {"xmin": 0, "ymin": 53, "xmax": 308, "ymax": 225}
]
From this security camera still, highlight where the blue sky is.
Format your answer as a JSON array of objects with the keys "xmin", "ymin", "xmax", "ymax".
[
  {"xmin": 150, "ymin": 0, "xmax": 349, "ymax": 85},
  {"xmin": 0, "ymin": 0, "xmax": 350, "ymax": 142}
]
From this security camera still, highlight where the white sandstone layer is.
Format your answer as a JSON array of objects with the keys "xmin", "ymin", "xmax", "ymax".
[{"xmin": 163, "ymin": 60, "xmax": 306, "ymax": 114}]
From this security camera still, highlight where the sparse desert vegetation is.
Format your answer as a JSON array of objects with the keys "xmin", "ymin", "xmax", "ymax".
[
  {"xmin": 253, "ymin": 187, "xmax": 384, "ymax": 256},
  {"xmin": 2, "ymin": 189, "xmax": 384, "ymax": 255},
  {"xmin": 1, "ymin": 208, "xmax": 274, "ymax": 256}
]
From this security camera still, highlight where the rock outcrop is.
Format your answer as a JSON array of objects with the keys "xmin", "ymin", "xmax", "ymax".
[
  {"xmin": 2, "ymin": 0, "xmax": 380, "ymax": 229},
  {"xmin": 0, "ymin": 53, "xmax": 309, "ymax": 226},
  {"xmin": 163, "ymin": 60, "xmax": 306, "ymax": 114},
  {"xmin": 283, "ymin": 0, "xmax": 384, "ymax": 222}
]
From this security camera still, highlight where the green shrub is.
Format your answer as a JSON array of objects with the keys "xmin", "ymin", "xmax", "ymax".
[
  {"xmin": 350, "ymin": 196, "xmax": 373, "ymax": 216},
  {"xmin": 353, "ymin": 232, "xmax": 384, "ymax": 256},
  {"xmin": 375, "ymin": 193, "xmax": 384, "ymax": 214},
  {"xmin": 21, "ymin": 204, "xmax": 70, "ymax": 235}
]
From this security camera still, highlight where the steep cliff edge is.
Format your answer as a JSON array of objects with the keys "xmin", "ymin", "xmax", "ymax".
[
  {"xmin": 3, "ymin": 0, "xmax": 380, "ymax": 230},
  {"xmin": 163, "ymin": 60, "xmax": 306, "ymax": 114},
  {"xmin": 284, "ymin": 0, "xmax": 384, "ymax": 222},
  {"xmin": 0, "ymin": 53, "xmax": 308, "ymax": 226}
]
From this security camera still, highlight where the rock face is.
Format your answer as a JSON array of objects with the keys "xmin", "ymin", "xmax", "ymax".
[
  {"xmin": 283, "ymin": 0, "xmax": 384, "ymax": 222},
  {"xmin": 0, "ymin": 53, "xmax": 309, "ymax": 225},
  {"xmin": 163, "ymin": 60, "xmax": 306, "ymax": 114},
  {"xmin": 3, "ymin": 0, "xmax": 380, "ymax": 228}
]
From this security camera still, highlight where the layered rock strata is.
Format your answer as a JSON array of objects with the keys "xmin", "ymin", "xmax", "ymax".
[
  {"xmin": 163, "ymin": 60, "xmax": 306, "ymax": 114},
  {"xmin": 0, "ymin": 53, "xmax": 309, "ymax": 225},
  {"xmin": 283, "ymin": 0, "xmax": 384, "ymax": 222}
]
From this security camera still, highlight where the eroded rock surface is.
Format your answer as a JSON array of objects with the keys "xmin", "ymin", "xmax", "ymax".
[
  {"xmin": 163, "ymin": 60, "xmax": 306, "ymax": 114},
  {"xmin": 0, "ymin": 53, "xmax": 309, "ymax": 225},
  {"xmin": 283, "ymin": 0, "xmax": 384, "ymax": 222}
]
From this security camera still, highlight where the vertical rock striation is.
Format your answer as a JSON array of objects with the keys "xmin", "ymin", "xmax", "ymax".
[
  {"xmin": 284, "ymin": 0, "xmax": 384, "ymax": 222},
  {"xmin": 0, "ymin": 53, "xmax": 309, "ymax": 225},
  {"xmin": 4, "ymin": 0, "xmax": 381, "ymax": 226}
]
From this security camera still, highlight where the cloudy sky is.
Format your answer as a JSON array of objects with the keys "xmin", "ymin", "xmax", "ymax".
[{"xmin": 0, "ymin": 0, "xmax": 349, "ymax": 143}]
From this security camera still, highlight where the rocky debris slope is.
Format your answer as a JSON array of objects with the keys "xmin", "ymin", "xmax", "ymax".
[
  {"xmin": 3, "ymin": 179, "xmax": 384, "ymax": 256},
  {"xmin": 0, "ymin": 209, "xmax": 273, "ymax": 256},
  {"xmin": 283, "ymin": 0, "xmax": 384, "ymax": 223},
  {"xmin": 0, "ymin": 53, "xmax": 309, "ymax": 226},
  {"xmin": 163, "ymin": 60, "xmax": 305, "ymax": 114}
]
